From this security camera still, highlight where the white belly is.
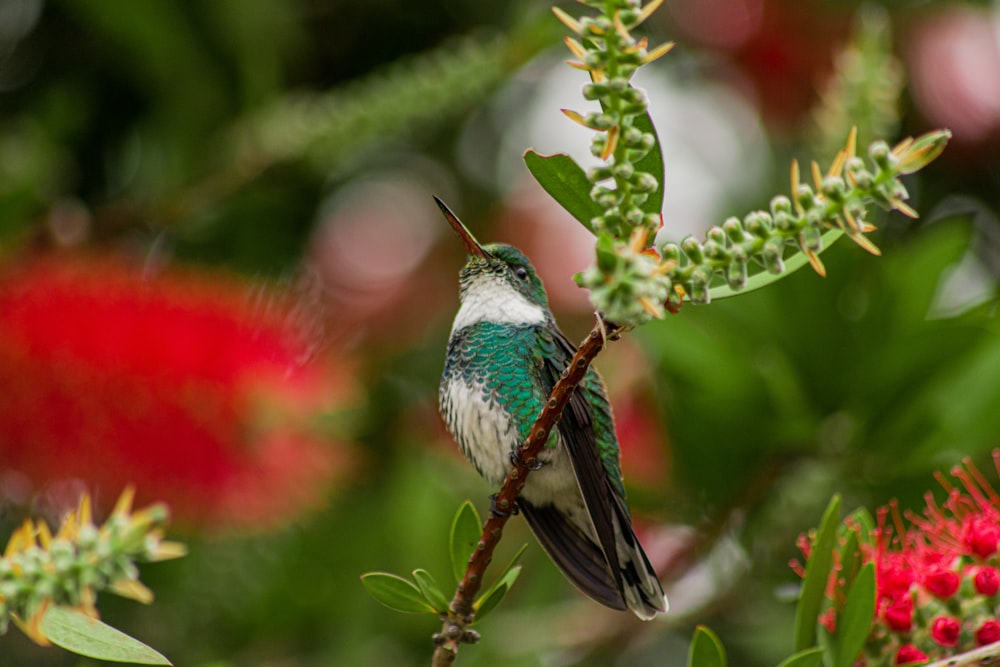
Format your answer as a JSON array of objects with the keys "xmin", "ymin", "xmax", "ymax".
[{"xmin": 440, "ymin": 377, "xmax": 580, "ymax": 505}]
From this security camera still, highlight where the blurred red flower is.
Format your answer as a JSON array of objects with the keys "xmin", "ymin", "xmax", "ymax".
[
  {"xmin": 795, "ymin": 453, "xmax": 1000, "ymax": 663},
  {"xmin": 0, "ymin": 255, "xmax": 354, "ymax": 531}
]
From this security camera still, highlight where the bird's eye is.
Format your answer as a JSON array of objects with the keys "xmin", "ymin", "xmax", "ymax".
[{"xmin": 514, "ymin": 266, "xmax": 529, "ymax": 280}]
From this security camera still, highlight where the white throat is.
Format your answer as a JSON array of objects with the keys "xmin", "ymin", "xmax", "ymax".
[{"xmin": 451, "ymin": 274, "xmax": 546, "ymax": 331}]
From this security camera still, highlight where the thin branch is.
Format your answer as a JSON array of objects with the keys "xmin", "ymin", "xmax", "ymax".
[{"xmin": 431, "ymin": 316, "xmax": 623, "ymax": 666}]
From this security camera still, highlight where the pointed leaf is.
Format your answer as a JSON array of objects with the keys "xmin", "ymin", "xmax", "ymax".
[
  {"xmin": 523, "ymin": 150, "xmax": 601, "ymax": 233},
  {"xmin": 688, "ymin": 625, "xmax": 727, "ymax": 667},
  {"xmin": 40, "ymin": 606, "xmax": 171, "ymax": 665},
  {"xmin": 830, "ymin": 562, "xmax": 876, "ymax": 667},
  {"xmin": 450, "ymin": 501, "xmax": 482, "ymax": 585},
  {"xmin": 412, "ymin": 569, "xmax": 450, "ymax": 613},
  {"xmin": 632, "ymin": 111, "xmax": 664, "ymax": 216},
  {"xmin": 360, "ymin": 572, "xmax": 437, "ymax": 614},
  {"xmin": 473, "ymin": 564, "xmax": 522, "ymax": 621},
  {"xmin": 774, "ymin": 647, "xmax": 825, "ymax": 667},
  {"xmin": 794, "ymin": 495, "xmax": 842, "ymax": 652},
  {"xmin": 837, "ymin": 528, "xmax": 861, "ymax": 595}
]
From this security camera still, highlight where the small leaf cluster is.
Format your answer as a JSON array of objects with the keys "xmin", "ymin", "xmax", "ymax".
[
  {"xmin": 361, "ymin": 502, "xmax": 526, "ymax": 627},
  {"xmin": 0, "ymin": 489, "xmax": 185, "ymax": 663}
]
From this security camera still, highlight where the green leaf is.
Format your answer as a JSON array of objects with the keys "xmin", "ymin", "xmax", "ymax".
[
  {"xmin": 449, "ymin": 501, "xmax": 482, "ymax": 585},
  {"xmin": 774, "ymin": 647, "xmax": 825, "ymax": 667},
  {"xmin": 473, "ymin": 564, "xmax": 522, "ymax": 621},
  {"xmin": 632, "ymin": 111, "xmax": 664, "ymax": 216},
  {"xmin": 830, "ymin": 562, "xmax": 876, "ymax": 667},
  {"xmin": 707, "ymin": 228, "xmax": 845, "ymax": 301},
  {"xmin": 360, "ymin": 572, "xmax": 437, "ymax": 614},
  {"xmin": 412, "ymin": 569, "xmax": 450, "ymax": 613},
  {"xmin": 794, "ymin": 495, "xmax": 842, "ymax": 652},
  {"xmin": 688, "ymin": 625, "xmax": 727, "ymax": 667},
  {"xmin": 523, "ymin": 150, "xmax": 602, "ymax": 233},
  {"xmin": 837, "ymin": 527, "xmax": 861, "ymax": 594},
  {"xmin": 40, "ymin": 606, "xmax": 171, "ymax": 665}
]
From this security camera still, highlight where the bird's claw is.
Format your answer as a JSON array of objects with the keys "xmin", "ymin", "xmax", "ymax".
[{"xmin": 489, "ymin": 493, "xmax": 519, "ymax": 517}]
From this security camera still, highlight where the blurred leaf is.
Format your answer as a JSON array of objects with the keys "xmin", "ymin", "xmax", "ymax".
[
  {"xmin": 450, "ymin": 500, "xmax": 482, "ymax": 585},
  {"xmin": 360, "ymin": 572, "xmax": 437, "ymax": 614},
  {"xmin": 688, "ymin": 625, "xmax": 727, "ymax": 667},
  {"xmin": 412, "ymin": 569, "xmax": 449, "ymax": 613},
  {"xmin": 837, "ymin": 528, "xmax": 861, "ymax": 596},
  {"xmin": 523, "ymin": 151, "xmax": 601, "ymax": 234},
  {"xmin": 795, "ymin": 495, "xmax": 841, "ymax": 652},
  {"xmin": 40, "ymin": 606, "xmax": 171, "ymax": 665},
  {"xmin": 473, "ymin": 564, "xmax": 522, "ymax": 622},
  {"xmin": 775, "ymin": 647, "xmax": 825, "ymax": 667},
  {"xmin": 830, "ymin": 562, "xmax": 876, "ymax": 667},
  {"xmin": 633, "ymin": 111, "xmax": 664, "ymax": 216}
]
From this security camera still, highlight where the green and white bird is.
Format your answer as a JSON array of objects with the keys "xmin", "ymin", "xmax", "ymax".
[{"xmin": 436, "ymin": 197, "xmax": 667, "ymax": 620}]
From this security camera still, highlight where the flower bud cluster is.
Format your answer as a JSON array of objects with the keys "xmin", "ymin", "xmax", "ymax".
[
  {"xmin": 797, "ymin": 454, "xmax": 1000, "ymax": 666},
  {"xmin": 583, "ymin": 129, "xmax": 949, "ymax": 325},
  {"xmin": 0, "ymin": 489, "xmax": 185, "ymax": 645},
  {"xmin": 556, "ymin": 0, "xmax": 672, "ymax": 241}
]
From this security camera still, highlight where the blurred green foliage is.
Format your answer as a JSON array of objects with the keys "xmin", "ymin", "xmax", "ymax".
[{"xmin": 1, "ymin": 0, "xmax": 999, "ymax": 665}]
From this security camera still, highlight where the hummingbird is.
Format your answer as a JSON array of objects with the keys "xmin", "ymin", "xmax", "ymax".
[{"xmin": 435, "ymin": 197, "xmax": 667, "ymax": 620}]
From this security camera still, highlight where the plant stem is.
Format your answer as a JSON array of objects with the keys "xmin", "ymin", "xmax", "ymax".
[
  {"xmin": 925, "ymin": 642, "xmax": 1000, "ymax": 667},
  {"xmin": 430, "ymin": 316, "xmax": 622, "ymax": 666}
]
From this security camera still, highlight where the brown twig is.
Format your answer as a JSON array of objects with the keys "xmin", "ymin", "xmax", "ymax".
[{"xmin": 430, "ymin": 316, "xmax": 622, "ymax": 666}]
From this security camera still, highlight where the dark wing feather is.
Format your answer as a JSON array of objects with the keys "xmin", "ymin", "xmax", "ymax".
[
  {"xmin": 519, "ymin": 500, "xmax": 627, "ymax": 610},
  {"xmin": 536, "ymin": 326, "xmax": 626, "ymax": 592}
]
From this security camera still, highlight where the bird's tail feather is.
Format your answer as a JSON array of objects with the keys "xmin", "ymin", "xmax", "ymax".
[{"xmin": 521, "ymin": 500, "xmax": 667, "ymax": 619}]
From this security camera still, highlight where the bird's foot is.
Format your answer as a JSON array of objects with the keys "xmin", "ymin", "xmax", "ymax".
[
  {"xmin": 489, "ymin": 493, "xmax": 519, "ymax": 517},
  {"xmin": 509, "ymin": 449, "xmax": 544, "ymax": 471}
]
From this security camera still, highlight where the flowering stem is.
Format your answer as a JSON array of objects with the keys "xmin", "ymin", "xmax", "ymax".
[{"xmin": 430, "ymin": 316, "xmax": 622, "ymax": 666}]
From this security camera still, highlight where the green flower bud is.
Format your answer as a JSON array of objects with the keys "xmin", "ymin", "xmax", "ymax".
[
  {"xmin": 770, "ymin": 195, "xmax": 793, "ymax": 216},
  {"xmin": 632, "ymin": 172, "xmax": 658, "ymax": 193},
  {"xmin": 613, "ymin": 162, "xmax": 634, "ymax": 180},
  {"xmin": 723, "ymin": 217, "xmax": 747, "ymax": 243},
  {"xmin": 703, "ymin": 239, "xmax": 728, "ymax": 261},
  {"xmin": 745, "ymin": 211, "xmax": 773, "ymax": 238},
  {"xmin": 726, "ymin": 261, "xmax": 748, "ymax": 290},
  {"xmin": 585, "ymin": 112, "xmax": 615, "ymax": 130},
  {"xmin": 762, "ymin": 237, "xmax": 786, "ymax": 274},
  {"xmin": 681, "ymin": 236, "xmax": 705, "ymax": 264},
  {"xmin": 800, "ymin": 223, "xmax": 823, "ymax": 251}
]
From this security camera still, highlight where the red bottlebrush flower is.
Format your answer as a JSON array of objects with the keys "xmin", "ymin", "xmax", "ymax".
[
  {"xmin": 975, "ymin": 567, "xmax": 1000, "ymax": 596},
  {"xmin": 0, "ymin": 256, "xmax": 354, "ymax": 531},
  {"xmin": 963, "ymin": 515, "xmax": 1000, "ymax": 559},
  {"xmin": 931, "ymin": 616, "xmax": 961, "ymax": 647},
  {"xmin": 923, "ymin": 565, "xmax": 961, "ymax": 599},
  {"xmin": 894, "ymin": 644, "xmax": 928, "ymax": 665},
  {"xmin": 794, "ymin": 454, "xmax": 1000, "ymax": 664},
  {"xmin": 884, "ymin": 596, "xmax": 913, "ymax": 633},
  {"xmin": 977, "ymin": 619, "xmax": 1000, "ymax": 646}
]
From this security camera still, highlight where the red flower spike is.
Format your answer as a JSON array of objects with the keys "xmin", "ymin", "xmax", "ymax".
[
  {"xmin": 895, "ymin": 644, "xmax": 929, "ymax": 665},
  {"xmin": 0, "ymin": 256, "xmax": 356, "ymax": 531},
  {"xmin": 975, "ymin": 567, "xmax": 1000, "ymax": 596},
  {"xmin": 977, "ymin": 619, "xmax": 1000, "ymax": 646},
  {"xmin": 923, "ymin": 566, "xmax": 961, "ymax": 599},
  {"xmin": 931, "ymin": 616, "xmax": 962, "ymax": 647}
]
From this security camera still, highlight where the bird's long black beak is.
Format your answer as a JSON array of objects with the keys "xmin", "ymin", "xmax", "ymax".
[{"xmin": 434, "ymin": 196, "xmax": 488, "ymax": 259}]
